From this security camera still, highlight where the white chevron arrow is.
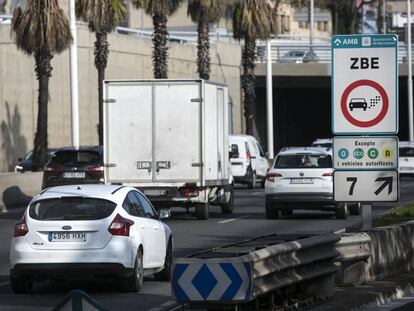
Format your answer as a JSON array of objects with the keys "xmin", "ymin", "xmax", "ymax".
[
  {"xmin": 206, "ymin": 263, "xmax": 232, "ymax": 300},
  {"xmin": 177, "ymin": 263, "xmax": 204, "ymax": 301}
]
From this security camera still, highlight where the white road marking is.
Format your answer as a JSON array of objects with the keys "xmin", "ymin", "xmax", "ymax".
[
  {"xmin": 147, "ymin": 300, "xmax": 178, "ymax": 311},
  {"xmin": 218, "ymin": 215, "xmax": 249, "ymax": 224},
  {"xmin": 0, "ymin": 281, "xmax": 10, "ymax": 288},
  {"xmin": 334, "ymin": 228, "xmax": 346, "ymax": 234}
]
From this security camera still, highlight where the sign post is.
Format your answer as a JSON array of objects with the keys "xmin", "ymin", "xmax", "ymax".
[{"xmin": 332, "ymin": 34, "xmax": 399, "ymax": 230}]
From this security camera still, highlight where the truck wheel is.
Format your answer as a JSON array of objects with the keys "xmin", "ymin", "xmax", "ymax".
[
  {"xmin": 265, "ymin": 198, "xmax": 279, "ymax": 219},
  {"xmin": 335, "ymin": 203, "xmax": 348, "ymax": 219},
  {"xmin": 349, "ymin": 203, "xmax": 361, "ymax": 215},
  {"xmin": 221, "ymin": 189, "xmax": 234, "ymax": 214},
  {"xmin": 195, "ymin": 203, "xmax": 209, "ymax": 220},
  {"xmin": 248, "ymin": 173, "xmax": 256, "ymax": 189}
]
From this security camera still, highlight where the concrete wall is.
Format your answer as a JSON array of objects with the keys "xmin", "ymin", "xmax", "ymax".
[{"xmin": 0, "ymin": 24, "xmax": 242, "ymax": 172}]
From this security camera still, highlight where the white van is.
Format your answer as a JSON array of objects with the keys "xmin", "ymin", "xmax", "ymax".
[{"xmin": 229, "ymin": 135, "xmax": 270, "ymax": 188}]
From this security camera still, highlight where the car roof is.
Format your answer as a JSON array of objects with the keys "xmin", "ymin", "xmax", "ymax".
[
  {"xmin": 399, "ymin": 141, "xmax": 414, "ymax": 147},
  {"xmin": 31, "ymin": 184, "xmax": 134, "ymax": 205},
  {"xmin": 55, "ymin": 145, "xmax": 102, "ymax": 152},
  {"xmin": 277, "ymin": 147, "xmax": 332, "ymax": 156}
]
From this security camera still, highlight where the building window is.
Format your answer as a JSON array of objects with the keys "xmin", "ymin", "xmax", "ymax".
[{"xmin": 323, "ymin": 21, "xmax": 328, "ymax": 32}]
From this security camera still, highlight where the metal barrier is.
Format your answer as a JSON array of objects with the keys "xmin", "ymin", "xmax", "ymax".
[
  {"xmin": 172, "ymin": 233, "xmax": 340, "ymax": 307},
  {"xmin": 334, "ymin": 233, "xmax": 371, "ymax": 285}
]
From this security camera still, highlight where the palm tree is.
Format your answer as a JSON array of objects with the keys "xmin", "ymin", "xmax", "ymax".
[
  {"xmin": 233, "ymin": 0, "xmax": 275, "ymax": 135},
  {"xmin": 76, "ymin": 0, "xmax": 126, "ymax": 145},
  {"xmin": 187, "ymin": 0, "xmax": 223, "ymax": 80},
  {"xmin": 131, "ymin": 0, "xmax": 184, "ymax": 79},
  {"xmin": 11, "ymin": 0, "xmax": 72, "ymax": 171}
]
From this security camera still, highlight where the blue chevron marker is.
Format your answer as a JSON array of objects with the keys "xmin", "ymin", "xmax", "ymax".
[{"xmin": 172, "ymin": 260, "xmax": 253, "ymax": 302}]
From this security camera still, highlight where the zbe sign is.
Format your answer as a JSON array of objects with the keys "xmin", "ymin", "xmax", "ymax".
[{"xmin": 332, "ymin": 34, "xmax": 398, "ymax": 134}]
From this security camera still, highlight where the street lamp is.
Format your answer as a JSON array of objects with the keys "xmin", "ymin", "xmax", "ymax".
[
  {"xmin": 408, "ymin": 0, "xmax": 414, "ymax": 141},
  {"xmin": 69, "ymin": 0, "xmax": 80, "ymax": 149}
]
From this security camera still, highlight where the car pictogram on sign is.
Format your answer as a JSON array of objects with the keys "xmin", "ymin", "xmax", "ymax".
[{"xmin": 349, "ymin": 98, "xmax": 367, "ymax": 111}]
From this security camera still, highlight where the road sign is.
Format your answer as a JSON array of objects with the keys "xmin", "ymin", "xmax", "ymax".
[
  {"xmin": 333, "ymin": 136, "xmax": 398, "ymax": 170},
  {"xmin": 172, "ymin": 261, "xmax": 253, "ymax": 302},
  {"xmin": 332, "ymin": 34, "xmax": 398, "ymax": 134},
  {"xmin": 334, "ymin": 170, "xmax": 399, "ymax": 202}
]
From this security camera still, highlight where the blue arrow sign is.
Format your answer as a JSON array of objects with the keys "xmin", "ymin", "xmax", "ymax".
[{"xmin": 172, "ymin": 261, "xmax": 253, "ymax": 302}]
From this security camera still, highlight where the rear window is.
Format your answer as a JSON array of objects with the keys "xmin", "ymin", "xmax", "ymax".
[
  {"xmin": 311, "ymin": 143, "xmax": 332, "ymax": 148},
  {"xmin": 275, "ymin": 154, "xmax": 332, "ymax": 169},
  {"xmin": 400, "ymin": 147, "xmax": 414, "ymax": 157},
  {"xmin": 51, "ymin": 150, "xmax": 101, "ymax": 166},
  {"xmin": 29, "ymin": 198, "xmax": 116, "ymax": 221}
]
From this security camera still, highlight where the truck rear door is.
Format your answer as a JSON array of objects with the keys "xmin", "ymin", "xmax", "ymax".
[
  {"xmin": 104, "ymin": 83, "xmax": 153, "ymax": 183},
  {"xmin": 153, "ymin": 83, "xmax": 201, "ymax": 183}
]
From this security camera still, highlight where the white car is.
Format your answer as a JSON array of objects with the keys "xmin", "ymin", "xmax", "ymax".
[
  {"xmin": 9, "ymin": 184, "xmax": 173, "ymax": 293},
  {"xmin": 311, "ymin": 138, "xmax": 333, "ymax": 149},
  {"xmin": 265, "ymin": 147, "xmax": 347, "ymax": 219},
  {"xmin": 229, "ymin": 135, "xmax": 269, "ymax": 188},
  {"xmin": 399, "ymin": 141, "xmax": 414, "ymax": 176}
]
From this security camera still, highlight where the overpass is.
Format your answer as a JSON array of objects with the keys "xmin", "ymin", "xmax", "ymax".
[{"xmin": 254, "ymin": 42, "xmax": 414, "ymax": 153}]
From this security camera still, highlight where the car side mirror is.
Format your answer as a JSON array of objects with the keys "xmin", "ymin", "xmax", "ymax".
[
  {"xmin": 159, "ymin": 208, "xmax": 171, "ymax": 220},
  {"xmin": 17, "ymin": 158, "xmax": 22, "ymax": 162},
  {"xmin": 265, "ymin": 152, "xmax": 270, "ymax": 158},
  {"xmin": 229, "ymin": 145, "xmax": 239, "ymax": 159}
]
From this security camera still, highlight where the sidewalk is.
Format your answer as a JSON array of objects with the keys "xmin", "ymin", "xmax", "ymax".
[{"xmin": 308, "ymin": 272, "xmax": 414, "ymax": 311}]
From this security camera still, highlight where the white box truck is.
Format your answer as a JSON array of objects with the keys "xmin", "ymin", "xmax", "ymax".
[{"xmin": 103, "ymin": 80, "xmax": 234, "ymax": 220}]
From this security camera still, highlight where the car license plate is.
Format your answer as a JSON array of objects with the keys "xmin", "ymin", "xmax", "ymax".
[
  {"xmin": 144, "ymin": 189, "xmax": 167, "ymax": 196},
  {"xmin": 63, "ymin": 172, "xmax": 85, "ymax": 178},
  {"xmin": 48, "ymin": 232, "xmax": 87, "ymax": 242},
  {"xmin": 290, "ymin": 178, "xmax": 313, "ymax": 184}
]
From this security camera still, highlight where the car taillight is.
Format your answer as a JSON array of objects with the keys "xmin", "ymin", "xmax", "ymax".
[
  {"xmin": 14, "ymin": 217, "xmax": 28, "ymax": 237},
  {"xmin": 246, "ymin": 149, "xmax": 251, "ymax": 162},
  {"xmin": 88, "ymin": 165, "xmax": 104, "ymax": 173},
  {"xmin": 43, "ymin": 166, "xmax": 62, "ymax": 173},
  {"xmin": 266, "ymin": 172, "xmax": 282, "ymax": 182},
  {"xmin": 180, "ymin": 188, "xmax": 199, "ymax": 197},
  {"xmin": 323, "ymin": 172, "xmax": 333, "ymax": 177},
  {"xmin": 108, "ymin": 214, "xmax": 134, "ymax": 236}
]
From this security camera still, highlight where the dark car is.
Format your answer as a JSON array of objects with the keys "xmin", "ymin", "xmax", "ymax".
[
  {"xmin": 42, "ymin": 146, "xmax": 104, "ymax": 189},
  {"xmin": 14, "ymin": 149, "xmax": 57, "ymax": 172}
]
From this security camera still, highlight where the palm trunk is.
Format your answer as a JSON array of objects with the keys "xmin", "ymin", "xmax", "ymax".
[
  {"xmin": 94, "ymin": 31, "xmax": 109, "ymax": 145},
  {"xmin": 152, "ymin": 13, "xmax": 168, "ymax": 79},
  {"xmin": 242, "ymin": 36, "xmax": 256, "ymax": 136},
  {"xmin": 32, "ymin": 49, "xmax": 53, "ymax": 171},
  {"xmin": 197, "ymin": 8, "xmax": 210, "ymax": 80}
]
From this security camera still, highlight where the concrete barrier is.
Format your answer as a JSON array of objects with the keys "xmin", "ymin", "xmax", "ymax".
[{"xmin": 0, "ymin": 172, "xmax": 42, "ymax": 212}]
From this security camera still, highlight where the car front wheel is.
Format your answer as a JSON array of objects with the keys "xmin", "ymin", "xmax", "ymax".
[
  {"xmin": 335, "ymin": 203, "xmax": 348, "ymax": 219},
  {"xmin": 154, "ymin": 240, "xmax": 173, "ymax": 281},
  {"xmin": 265, "ymin": 199, "xmax": 279, "ymax": 219}
]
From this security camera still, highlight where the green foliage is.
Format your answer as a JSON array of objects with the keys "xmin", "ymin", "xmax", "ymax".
[
  {"xmin": 374, "ymin": 202, "xmax": 414, "ymax": 227},
  {"xmin": 11, "ymin": 0, "xmax": 72, "ymax": 55},
  {"xmin": 131, "ymin": 0, "xmax": 183, "ymax": 16},
  {"xmin": 232, "ymin": 0, "xmax": 275, "ymax": 41},
  {"xmin": 187, "ymin": 0, "xmax": 223, "ymax": 23},
  {"xmin": 76, "ymin": 0, "xmax": 126, "ymax": 33}
]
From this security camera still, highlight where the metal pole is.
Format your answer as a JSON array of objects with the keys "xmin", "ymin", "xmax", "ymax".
[
  {"xmin": 383, "ymin": 0, "xmax": 386, "ymax": 34},
  {"xmin": 310, "ymin": 0, "xmax": 314, "ymax": 53},
  {"xmin": 408, "ymin": 0, "xmax": 414, "ymax": 141},
  {"xmin": 361, "ymin": 203, "xmax": 372, "ymax": 230},
  {"xmin": 69, "ymin": 0, "xmax": 80, "ymax": 149},
  {"xmin": 266, "ymin": 40, "xmax": 274, "ymax": 159}
]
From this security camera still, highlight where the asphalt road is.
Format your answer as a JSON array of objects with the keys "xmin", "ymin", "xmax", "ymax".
[{"xmin": 0, "ymin": 178, "xmax": 413, "ymax": 311}]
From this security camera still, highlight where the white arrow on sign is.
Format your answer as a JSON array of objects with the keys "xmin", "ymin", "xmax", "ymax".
[
  {"xmin": 334, "ymin": 38, "xmax": 341, "ymax": 46},
  {"xmin": 334, "ymin": 170, "xmax": 399, "ymax": 202}
]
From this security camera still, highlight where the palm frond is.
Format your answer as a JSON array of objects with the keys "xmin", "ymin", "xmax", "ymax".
[
  {"xmin": 132, "ymin": 0, "xmax": 184, "ymax": 17},
  {"xmin": 188, "ymin": 0, "xmax": 223, "ymax": 23}
]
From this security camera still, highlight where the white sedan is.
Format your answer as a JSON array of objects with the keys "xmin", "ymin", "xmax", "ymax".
[{"xmin": 9, "ymin": 184, "xmax": 173, "ymax": 293}]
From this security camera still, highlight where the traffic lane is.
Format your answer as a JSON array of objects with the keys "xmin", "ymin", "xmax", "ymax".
[{"xmin": 0, "ymin": 179, "xmax": 412, "ymax": 311}]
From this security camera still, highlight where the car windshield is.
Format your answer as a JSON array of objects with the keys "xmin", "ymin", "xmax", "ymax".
[
  {"xmin": 275, "ymin": 154, "xmax": 332, "ymax": 169},
  {"xmin": 51, "ymin": 150, "xmax": 101, "ymax": 166},
  {"xmin": 29, "ymin": 197, "xmax": 116, "ymax": 221},
  {"xmin": 400, "ymin": 147, "xmax": 414, "ymax": 157}
]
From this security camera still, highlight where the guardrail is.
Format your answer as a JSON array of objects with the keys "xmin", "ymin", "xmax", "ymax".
[{"xmin": 172, "ymin": 233, "xmax": 340, "ymax": 308}]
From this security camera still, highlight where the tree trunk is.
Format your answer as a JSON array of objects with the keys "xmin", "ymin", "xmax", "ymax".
[
  {"xmin": 242, "ymin": 36, "xmax": 256, "ymax": 136},
  {"xmin": 94, "ymin": 31, "xmax": 109, "ymax": 145},
  {"xmin": 197, "ymin": 8, "xmax": 210, "ymax": 80},
  {"xmin": 32, "ymin": 49, "xmax": 53, "ymax": 171},
  {"xmin": 152, "ymin": 13, "xmax": 168, "ymax": 79}
]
